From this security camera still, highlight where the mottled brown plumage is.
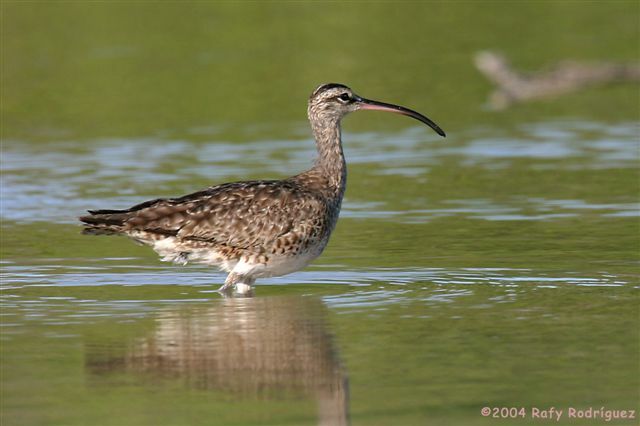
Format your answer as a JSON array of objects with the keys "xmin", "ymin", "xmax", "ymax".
[{"xmin": 80, "ymin": 83, "xmax": 445, "ymax": 293}]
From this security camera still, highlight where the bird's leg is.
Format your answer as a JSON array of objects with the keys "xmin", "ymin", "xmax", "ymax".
[
  {"xmin": 219, "ymin": 273, "xmax": 255, "ymax": 295},
  {"xmin": 218, "ymin": 273, "xmax": 240, "ymax": 292}
]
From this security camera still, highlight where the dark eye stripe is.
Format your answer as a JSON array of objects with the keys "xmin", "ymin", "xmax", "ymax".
[{"xmin": 338, "ymin": 93, "xmax": 351, "ymax": 102}]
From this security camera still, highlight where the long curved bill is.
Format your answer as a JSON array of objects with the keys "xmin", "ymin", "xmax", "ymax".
[{"xmin": 356, "ymin": 97, "xmax": 446, "ymax": 137}]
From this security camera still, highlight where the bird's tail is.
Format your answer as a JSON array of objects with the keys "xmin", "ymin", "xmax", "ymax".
[{"xmin": 79, "ymin": 209, "xmax": 133, "ymax": 235}]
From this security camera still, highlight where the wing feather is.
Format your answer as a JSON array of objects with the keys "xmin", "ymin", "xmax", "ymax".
[{"xmin": 121, "ymin": 180, "xmax": 327, "ymax": 250}]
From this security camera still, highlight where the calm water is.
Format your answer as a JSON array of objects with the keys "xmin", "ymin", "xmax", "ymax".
[{"xmin": 2, "ymin": 2, "xmax": 639, "ymax": 426}]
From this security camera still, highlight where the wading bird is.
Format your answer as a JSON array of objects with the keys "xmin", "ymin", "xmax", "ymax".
[{"xmin": 80, "ymin": 84, "xmax": 445, "ymax": 294}]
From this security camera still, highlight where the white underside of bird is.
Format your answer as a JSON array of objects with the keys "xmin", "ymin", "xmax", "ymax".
[{"xmin": 150, "ymin": 235, "xmax": 325, "ymax": 277}]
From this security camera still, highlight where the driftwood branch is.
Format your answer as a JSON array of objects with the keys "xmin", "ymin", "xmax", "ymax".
[{"xmin": 474, "ymin": 50, "xmax": 640, "ymax": 109}]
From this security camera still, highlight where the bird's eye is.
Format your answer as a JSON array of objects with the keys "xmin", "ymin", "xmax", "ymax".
[{"xmin": 338, "ymin": 93, "xmax": 351, "ymax": 103}]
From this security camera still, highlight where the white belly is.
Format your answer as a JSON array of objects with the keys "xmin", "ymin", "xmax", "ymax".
[
  {"xmin": 251, "ymin": 250, "xmax": 323, "ymax": 278},
  {"xmin": 149, "ymin": 236, "xmax": 324, "ymax": 279}
]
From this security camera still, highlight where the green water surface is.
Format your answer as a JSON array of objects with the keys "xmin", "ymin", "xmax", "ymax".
[{"xmin": 2, "ymin": 2, "xmax": 639, "ymax": 425}]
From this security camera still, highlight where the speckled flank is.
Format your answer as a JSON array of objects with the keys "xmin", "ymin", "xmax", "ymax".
[{"xmin": 80, "ymin": 83, "xmax": 444, "ymax": 293}]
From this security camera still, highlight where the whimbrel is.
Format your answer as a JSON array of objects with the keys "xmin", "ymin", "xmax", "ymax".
[{"xmin": 80, "ymin": 83, "xmax": 445, "ymax": 294}]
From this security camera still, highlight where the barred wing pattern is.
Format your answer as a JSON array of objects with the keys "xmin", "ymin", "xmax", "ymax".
[{"xmin": 81, "ymin": 179, "xmax": 334, "ymax": 259}]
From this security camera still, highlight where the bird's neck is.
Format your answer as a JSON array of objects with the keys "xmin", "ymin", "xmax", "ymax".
[{"xmin": 309, "ymin": 119, "xmax": 347, "ymax": 194}]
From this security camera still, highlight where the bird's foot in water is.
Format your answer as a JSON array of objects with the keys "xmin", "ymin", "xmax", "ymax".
[{"xmin": 218, "ymin": 273, "xmax": 255, "ymax": 296}]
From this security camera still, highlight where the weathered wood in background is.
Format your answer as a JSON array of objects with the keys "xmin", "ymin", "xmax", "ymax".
[{"xmin": 475, "ymin": 50, "xmax": 640, "ymax": 109}]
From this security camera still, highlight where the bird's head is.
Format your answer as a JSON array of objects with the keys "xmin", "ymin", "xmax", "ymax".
[{"xmin": 308, "ymin": 83, "xmax": 445, "ymax": 137}]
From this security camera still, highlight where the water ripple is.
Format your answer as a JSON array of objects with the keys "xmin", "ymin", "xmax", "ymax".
[
  {"xmin": 1, "ymin": 120, "xmax": 637, "ymax": 223},
  {"xmin": 1, "ymin": 262, "xmax": 628, "ymax": 291}
]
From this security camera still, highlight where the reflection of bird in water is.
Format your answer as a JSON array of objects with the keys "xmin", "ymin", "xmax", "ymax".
[
  {"xmin": 86, "ymin": 296, "xmax": 349, "ymax": 426},
  {"xmin": 80, "ymin": 84, "xmax": 445, "ymax": 294}
]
